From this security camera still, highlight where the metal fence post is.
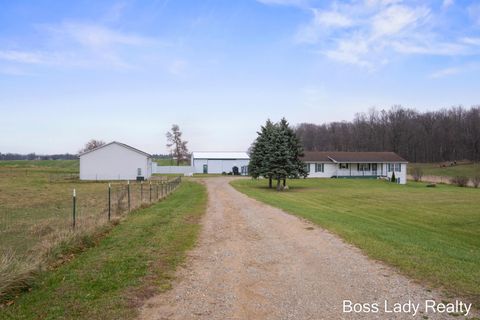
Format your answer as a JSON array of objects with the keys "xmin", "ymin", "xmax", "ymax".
[
  {"xmin": 141, "ymin": 181, "xmax": 143, "ymax": 203},
  {"xmin": 149, "ymin": 181, "xmax": 152, "ymax": 203},
  {"xmin": 127, "ymin": 180, "xmax": 131, "ymax": 212},
  {"xmin": 108, "ymin": 183, "xmax": 111, "ymax": 221},
  {"xmin": 72, "ymin": 188, "xmax": 76, "ymax": 229}
]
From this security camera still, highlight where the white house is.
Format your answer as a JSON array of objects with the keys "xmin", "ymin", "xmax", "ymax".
[
  {"xmin": 302, "ymin": 151, "xmax": 408, "ymax": 184},
  {"xmin": 79, "ymin": 141, "xmax": 152, "ymax": 180},
  {"xmin": 191, "ymin": 152, "xmax": 250, "ymax": 174}
]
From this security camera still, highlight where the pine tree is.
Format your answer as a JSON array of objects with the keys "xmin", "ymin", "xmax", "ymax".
[
  {"xmin": 249, "ymin": 118, "xmax": 308, "ymax": 191},
  {"xmin": 391, "ymin": 171, "xmax": 396, "ymax": 183}
]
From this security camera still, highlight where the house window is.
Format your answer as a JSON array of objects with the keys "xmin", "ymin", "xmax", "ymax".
[
  {"xmin": 357, "ymin": 163, "xmax": 371, "ymax": 171},
  {"xmin": 315, "ymin": 163, "xmax": 324, "ymax": 172},
  {"xmin": 137, "ymin": 168, "xmax": 142, "ymax": 176},
  {"xmin": 395, "ymin": 163, "xmax": 402, "ymax": 172},
  {"xmin": 387, "ymin": 163, "xmax": 393, "ymax": 172},
  {"xmin": 304, "ymin": 163, "xmax": 310, "ymax": 173},
  {"xmin": 339, "ymin": 163, "xmax": 349, "ymax": 169}
]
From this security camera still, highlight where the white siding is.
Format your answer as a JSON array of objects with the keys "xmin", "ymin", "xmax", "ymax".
[
  {"xmin": 192, "ymin": 158, "xmax": 250, "ymax": 174},
  {"xmin": 80, "ymin": 143, "xmax": 151, "ymax": 180},
  {"xmin": 305, "ymin": 161, "xmax": 407, "ymax": 184}
]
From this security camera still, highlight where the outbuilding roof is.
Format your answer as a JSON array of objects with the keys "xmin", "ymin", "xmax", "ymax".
[
  {"xmin": 192, "ymin": 152, "xmax": 250, "ymax": 160},
  {"xmin": 302, "ymin": 151, "xmax": 407, "ymax": 163},
  {"xmin": 78, "ymin": 141, "xmax": 152, "ymax": 158}
]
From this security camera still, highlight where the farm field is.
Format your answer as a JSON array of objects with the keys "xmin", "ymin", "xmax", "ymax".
[
  {"xmin": 231, "ymin": 178, "xmax": 480, "ymax": 305},
  {"xmin": 0, "ymin": 180, "xmax": 207, "ymax": 319},
  {"xmin": 0, "ymin": 160, "xmax": 180, "ymax": 301},
  {"xmin": 408, "ymin": 162, "xmax": 480, "ymax": 178}
]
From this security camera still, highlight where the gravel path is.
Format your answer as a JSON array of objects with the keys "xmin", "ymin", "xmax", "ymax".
[{"xmin": 139, "ymin": 177, "xmax": 470, "ymax": 320}]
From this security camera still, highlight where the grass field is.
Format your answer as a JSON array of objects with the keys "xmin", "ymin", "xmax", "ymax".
[
  {"xmin": 409, "ymin": 162, "xmax": 480, "ymax": 178},
  {"xmin": 0, "ymin": 160, "xmax": 180, "ymax": 301},
  {"xmin": 0, "ymin": 180, "xmax": 207, "ymax": 319},
  {"xmin": 231, "ymin": 178, "xmax": 480, "ymax": 306}
]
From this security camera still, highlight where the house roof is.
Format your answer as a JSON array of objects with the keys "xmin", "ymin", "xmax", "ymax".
[
  {"xmin": 192, "ymin": 151, "xmax": 250, "ymax": 160},
  {"xmin": 302, "ymin": 151, "xmax": 408, "ymax": 163},
  {"xmin": 78, "ymin": 141, "xmax": 152, "ymax": 158}
]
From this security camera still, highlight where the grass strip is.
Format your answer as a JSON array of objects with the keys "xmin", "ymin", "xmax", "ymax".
[{"xmin": 0, "ymin": 180, "xmax": 206, "ymax": 320}]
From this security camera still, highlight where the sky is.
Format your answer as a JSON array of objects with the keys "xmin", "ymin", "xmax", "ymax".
[{"xmin": 1, "ymin": 0, "xmax": 479, "ymax": 154}]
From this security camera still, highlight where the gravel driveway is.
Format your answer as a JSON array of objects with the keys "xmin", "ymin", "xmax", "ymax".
[{"xmin": 139, "ymin": 177, "xmax": 469, "ymax": 320}]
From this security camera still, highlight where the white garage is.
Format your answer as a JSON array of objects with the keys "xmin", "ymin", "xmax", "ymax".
[
  {"xmin": 79, "ymin": 141, "xmax": 152, "ymax": 180},
  {"xmin": 191, "ymin": 152, "xmax": 250, "ymax": 175}
]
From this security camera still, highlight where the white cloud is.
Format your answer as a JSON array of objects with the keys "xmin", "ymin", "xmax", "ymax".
[
  {"xmin": 468, "ymin": 3, "xmax": 480, "ymax": 25},
  {"xmin": 256, "ymin": 0, "xmax": 307, "ymax": 7},
  {"xmin": 429, "ymin": 67, "xmax": 461, "ymax": 78},
  {"xmin": 461, "ymin": 37, "xmax": 480, "ymax": 46},
  {"xmin": 371, "ymin": 5, "xmax": 430, "ymax": 38},
  {"xmin": 291, "ymin": 0, "xmax": 480, "ymax": 69},
  {"xmin": 0, "ymin": 50, "xmax": 46, "ymax": 64},
  {"xmin": 442, "ymin": 0, "xmax": 454, "ymax": 9},
  {"xmin": 314, "ymin": 9, "xmax": 353, "ymax": 28}
]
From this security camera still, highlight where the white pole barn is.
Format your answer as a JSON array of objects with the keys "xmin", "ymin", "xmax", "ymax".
[{"xmin": 79, "ymin": 141, "xmax": 152, "ymax": 181}]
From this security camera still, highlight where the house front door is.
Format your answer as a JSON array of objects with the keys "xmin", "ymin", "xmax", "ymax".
[{"xmin": 372, "ymin": 163, "xmax": 377, "ymax": 176}]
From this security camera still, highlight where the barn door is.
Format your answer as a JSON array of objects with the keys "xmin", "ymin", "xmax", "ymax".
[{"xmin": 203, "ymin": 164, "xmax": 208, "ymax": 174}]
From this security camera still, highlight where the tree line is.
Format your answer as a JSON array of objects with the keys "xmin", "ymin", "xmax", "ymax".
[{"xmin": 295, "ymin": 106, "xmax": 480, "ymax": 163}]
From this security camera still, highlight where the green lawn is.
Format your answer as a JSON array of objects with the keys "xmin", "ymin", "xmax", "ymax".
[
  {"xmin": 409, "ymin": 162, "xmax": 480, "ymax": 178},
  {"xmin": 0, "ymin": 160, "xmax": 79, "ymax": 172},
  {"xmin": 231, "ymin": 178, "xmax": 480, "ymax": 306},
  {"xmin": 0, "ymin": 180, "xmax": 207, "ymax": 319}
]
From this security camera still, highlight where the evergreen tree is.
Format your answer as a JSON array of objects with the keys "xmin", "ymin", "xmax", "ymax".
[
  {"xmin": 249, "ymin": 120, "xmax": 275, "ymax": 188},
  {"xmin": 249, "ymin": 118, "xmax": 308, "ymax": 190}
]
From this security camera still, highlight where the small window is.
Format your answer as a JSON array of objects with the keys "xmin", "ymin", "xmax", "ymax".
[
  {"xmin": 304, "ymin": 163, "xmax": 310, "ymax": 172},
  {"xmin": 315, "ymin": 163, "xmax": 324, "ymax": 172},
  {"xmin": 339, "ymin": 163, "xmax": 349, "ymax": 169},
  {"xmin": 395, "ymin": 163, "xmax": 401, "ymax": 172},
  {"xmin": 137, "ymin": 168, "xmax": 142, "ymax": 176},
  {"xmin": 387, "ymin": 163, "xmax": 393, "ymax": 172}
]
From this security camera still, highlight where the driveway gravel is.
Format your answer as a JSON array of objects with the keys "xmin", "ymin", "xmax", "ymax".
[{"xmin": 138, "ymin": 177, "xmax": 471, "ymax": 320}]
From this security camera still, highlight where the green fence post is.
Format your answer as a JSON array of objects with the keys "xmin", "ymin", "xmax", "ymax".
[
  {"xmin": 127, "ymin": 180, "xmax": 131, "ymax": 212},
  {"xmin": 149, "ymin": 181, "xmax": 152, "ymax": 203},
  {"xmin": 141, "ymin": 181, "xmax": 143, "ymax": 203},
  {"xmin": 72, "ymin": 188, "xmax": 76, "ymax": 230},
  {"xmin": 108, "ymin": 183, "xmax": 111, "ymax": 221}
]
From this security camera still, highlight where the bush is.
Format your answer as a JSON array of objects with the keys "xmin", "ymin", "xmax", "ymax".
[
  {"xmin": 472, "ymin": 175, "xmax": 480, "ymax": 188},
  {"xmin": 412, "ymin": 167, "xmax": 423, "ymax": 182},
  {"xmin": 451, "ymin": 176, "xmax": 469, "ymax": 187},
  {"xmin": 391, "ymin": 171, "xmax": 396, "ymax": 183}
]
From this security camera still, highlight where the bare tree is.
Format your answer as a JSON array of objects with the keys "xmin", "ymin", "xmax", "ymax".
[
  {"xmin": 412, "ymin": 167, "xmax": 424, "ymax": 182},
  {"xmin": 295, "ymin": 105, "xmax": 480, "ymax": 163},
  {"xmin": 166, "ymin": 124, "xmax": 189, "ymax": 165},
  {"xmin": 79, "ymin": 139, "xmax": 105, "ymax": 154}
]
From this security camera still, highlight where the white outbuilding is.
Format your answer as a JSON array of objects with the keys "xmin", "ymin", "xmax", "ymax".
[
  {"xmin": 79, "ymin": 141, "xmax": 152, "ymax": 180},
  {"xmin": 191, "ymin": 152, "xmax": 250, "ymax": 175}
]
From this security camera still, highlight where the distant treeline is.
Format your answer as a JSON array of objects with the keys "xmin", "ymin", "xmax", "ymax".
[
  {"xmin": 295, "ymin": 106, "xmax": 480, "ymax": 163},
  {"xmin": 0, "ymin": 153, "xmax": 78, "ymax": 160}
]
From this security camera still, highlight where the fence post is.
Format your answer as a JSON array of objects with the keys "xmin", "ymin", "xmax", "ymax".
[
  {"xmin": 127, "ymin": 180, "xmax": 131, "ymax": 212},
  {"xmin": 141, "ymin": 181, "xmax": 143, "ymax": 203},
  {"xmin": 72, "ymin": 188, "xmax": 76, "ymax": 230},
  {"xmin": 156, "ymin": 183, "xmax": 158, "ymax": 200},
  {"xmin": 108, "ymin": 183, "xmax": 111, "ymax": 221},
  {"xmin": 149, "ymin": 181, "xmax": 152, "ymax": 203}
]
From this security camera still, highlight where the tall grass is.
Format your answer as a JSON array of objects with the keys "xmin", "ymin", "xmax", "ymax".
[{"xmin": 0, "ymin": 162, "xmax": 181, "ymax": 302}]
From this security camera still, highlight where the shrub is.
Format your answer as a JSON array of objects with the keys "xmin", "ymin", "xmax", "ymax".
[
  {"xmin": 412, "ymin": 167, "xmax": 423, "ymax": 182},
  {"xmin": 391, "ymin": 171, "xmax": 396, "ymax": 183},
  {"xmin": 472, "ymin": 175, "xmax": 480, "ymax": 188},
  {"xmin": 451, "ymin": 176, "xmax": 469, "ymax": 187}
]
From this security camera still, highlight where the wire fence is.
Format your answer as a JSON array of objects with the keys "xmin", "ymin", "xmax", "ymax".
[{"xmin": 0, "ymin": 175, "xmax": 182, "ymax": 299}]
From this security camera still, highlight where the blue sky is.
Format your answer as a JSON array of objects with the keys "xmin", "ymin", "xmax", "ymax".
[{"xmin": 1, "ymin": 0, "xmax": 479, "ymax": 154}]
